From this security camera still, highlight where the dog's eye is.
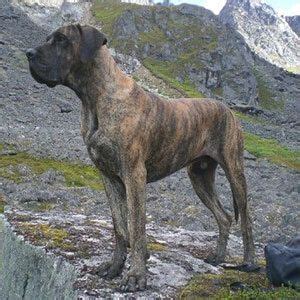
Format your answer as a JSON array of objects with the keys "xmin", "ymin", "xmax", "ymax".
[{"xmin": 55, "ymin": 34, "xmax": 67, "ymax": 43}]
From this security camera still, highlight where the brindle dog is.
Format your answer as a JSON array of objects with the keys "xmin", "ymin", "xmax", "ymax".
[{"xmin": 26, "ymin": 24, "xmax": 256, "ymax": 292}]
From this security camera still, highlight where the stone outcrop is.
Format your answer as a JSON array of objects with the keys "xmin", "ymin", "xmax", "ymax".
[
  {"xmin": 0, "ymin": 217, "xmax": 77, "ymax": 299},
  {"xmin": 121, "ymin": 0, "xmax": 153, "ymax": 5},
  {"xmin": 219, "ymin": 0, "xmax": 300, "ymax": 72},
  {"xmin": 286, "ymin": 15, "xmax": 300, "ymax": 37}
]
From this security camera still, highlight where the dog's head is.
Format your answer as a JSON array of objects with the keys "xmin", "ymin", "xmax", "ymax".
[{"xmin": 26, "ymin": 24, "xmax": 107, "ymax": 88}]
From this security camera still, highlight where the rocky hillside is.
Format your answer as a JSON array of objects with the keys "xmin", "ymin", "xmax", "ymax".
[
  {"xmin": 92, "ymin": 0, "xmax": 299, "ymax": 123},
  {"xmin": 286, "ymin": 15, "xmax": 300, "ymax": 37},
  {"xmin": 0, "ymin": 0, "xmax": 299, "ymax": 298},
  {"xmin": 219, "ymin": 0, "xmax": 300, "ymax": 73}
]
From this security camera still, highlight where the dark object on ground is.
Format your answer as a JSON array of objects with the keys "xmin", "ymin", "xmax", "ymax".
[
  {"xmin": 230, "ymin": 281, "xmax": 253, "ymax": 291},
  {"xmin": 265, "ymin": 235, "xmax": 300, "ymax": 288},
  {"xmin": 221, "ymin": 262, "xmax": 261, "ymax": 272},
  {"xmin": 230, "ymin": 103, "xmax": 264, "ymax": 115}
]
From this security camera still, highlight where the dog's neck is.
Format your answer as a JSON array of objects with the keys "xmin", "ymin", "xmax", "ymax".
[
  {"xmin": 66, "ymin": 46, "xmax": 137, "ymax": 141},
  {"xmin": 66, "ymin": 46, "xmax": 134, "ymax": 108}
]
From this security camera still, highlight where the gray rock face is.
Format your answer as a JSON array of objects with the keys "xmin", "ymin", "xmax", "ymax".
[
  {"xmin": 12, "ymin": 0, "xmax": 92, "ymax": 29},
  {"xmin": 286, "ymin": 15, "xmax": 300, "ymax": 37},
  {"xmin": 0, "ymin": 217, "xmax": 77, "ymax": 300},
  {"xmin": 219, "ymin": 0, "xmax": 300, "ymax": 72}
]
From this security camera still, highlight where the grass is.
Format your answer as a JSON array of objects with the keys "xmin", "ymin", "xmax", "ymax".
[
  {"xmin": 286, "ymin": 65, "xmax": 300, "ymax": 74},
  {"xmin": 0, "ymin": 148, "xmax": 103, "ymax": 190},
  {"xmin": 92, "ymin": 0, "xmax": 138, "ymax": 36},
  {"xmin": 18, "ymin": 223, "xmax": 76, "ymax": 251},
  {"xmin": 147, "ymin": 241, "xmax": 167, "ymax": 252},
  {"xmin": 254, "ymin": 70, "xmax": 285, "ymax": 111},
  {"xmin": 139, "ymin": 26, "xmax": 167, "ymax": 46},
  {"xmin": 234, "ymin": 111, "xmax": 269, "ymax": 125},
  {"xmin": 143, "ymin": 58, "xmax": 205, "ymax": 98},
  {"xmin": 179, "ymin": 269, "xmax": 299, "ymax": 299},
  {"xmin": 244, "ymin": 133, "xmax": 300, "ymax": 170},
  {"xmin": 0, "ymin": 196, "xmax": 6, "ymax": 214}
]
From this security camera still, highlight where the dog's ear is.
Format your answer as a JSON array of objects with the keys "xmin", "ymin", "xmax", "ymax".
[{"xmin": 78, "ymin": 25, "xmax": 107, "ymax": 63}]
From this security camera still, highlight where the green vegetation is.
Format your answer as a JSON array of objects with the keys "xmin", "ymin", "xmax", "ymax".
[
  {"xmin": 286, "ymin": 65, "xmax": 300, "ymax": 74},
  {"xmin": 92, "ymin": 0, "xmax": 138, "ymax": 35},
  {"xmin": 143, "ymin": 58, "xmax": 204, "ymax": 98},
  {"xmin": 139, "ymin": 26, "xmax": 167, "ymax": 46},
  {"xmin": 254, "ymin": 70, "xmax": 285, "ymax": 111},
  {"xmin": 244, "ymin": 133, "xmax": 300, "ymax": 170},
  {"xmin": 19, "ymin": 223, "xmax": 75, "ymax": 251},
  {"xmin": 0, "ymin": 196, "xmax": 6, "ymax": 214},
  {"xmin": 0, "ymin": 147, "xmax": 103, "ymax": 190},
  {"xmin": 179, "ymin": 269, "xmax": 299, "ymax": 299},
  {"xmin": 234, "ymin": 111, "xmax": 270, "ymax": 125},
  {"xmin": 147, "ymin": 241, "xmax": 167, "ymax": 252}
]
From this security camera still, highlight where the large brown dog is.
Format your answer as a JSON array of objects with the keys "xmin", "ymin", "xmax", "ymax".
[{"xmin": 26, "ymin": 24, "xmax": 256, "ymax": 292}]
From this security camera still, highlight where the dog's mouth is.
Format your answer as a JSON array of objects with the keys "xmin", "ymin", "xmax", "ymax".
[{"xmin": 29, "ymin": 63, "xmax": 58, "ymax": 88}]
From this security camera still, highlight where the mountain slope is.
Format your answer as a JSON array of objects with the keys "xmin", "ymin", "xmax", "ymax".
[
  {"xmin": 286, "ymin": 15, "xmax": 300, "ymax": 37},
  {"xmin": 219, "ymin": 0, "xmax": 300, "ymax": 73},
  {"xmin": 92, "ymin": 0, "xmax": 299, "ymax": 120}
]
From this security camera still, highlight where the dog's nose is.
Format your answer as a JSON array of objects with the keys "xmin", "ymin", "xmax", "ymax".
[{"xmin": 26, "ymin": 48, "xmax": 37, "ymax": 60}]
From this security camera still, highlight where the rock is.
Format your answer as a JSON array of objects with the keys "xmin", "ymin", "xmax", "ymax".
[
  {"xmin": 0, "ymin": 216, "xmax": 77, "ymax": 299},
  {"xmin": 219, "ymin": 0, "xmax": 300, "ymax": 72},
  {"xmin": 286, "ymin": 15, "xmax": 300, "ymax": 37}
]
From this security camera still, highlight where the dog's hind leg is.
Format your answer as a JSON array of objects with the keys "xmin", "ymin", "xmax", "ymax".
[
  {"xmin": 221, "ymin": 150, "xmax": 256, "ymax": 267},
  {"xmin": 187, "ymin": 156, "xmax": 232, "ymax": 264},
  {"xmin": 97, "ymin": 174, "xmax": 129, "ymax": 278}
]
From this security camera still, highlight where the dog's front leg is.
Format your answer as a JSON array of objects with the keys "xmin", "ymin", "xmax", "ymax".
[
  {"xmin": 121, "ymin": 163, "xmax": 147, "ymax": 292},
  {"xmin": 97, "ymin": 174, "xmax": 129, "ymax": 278}
]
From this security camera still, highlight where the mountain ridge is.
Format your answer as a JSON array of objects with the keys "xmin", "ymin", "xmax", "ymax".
[{"xmin": 219, "ymin": 0, "xmax": 300, "ymax": 72}]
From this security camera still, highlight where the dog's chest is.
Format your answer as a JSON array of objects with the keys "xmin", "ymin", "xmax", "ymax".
[{"xmin": 86, "ymin": 134, "xmax": 120, "ymax": 176}]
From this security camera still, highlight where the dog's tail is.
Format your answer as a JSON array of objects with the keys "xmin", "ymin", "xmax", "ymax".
[{"xmin": 226, "ymin": 109, "xmax": 246, "ymax": 224}]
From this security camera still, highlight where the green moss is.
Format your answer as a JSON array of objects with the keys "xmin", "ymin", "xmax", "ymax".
[
  {"xmin": 147, "ymin": 242, "xmax": 167, "ymax": 252},
  {"xmin": 286, "ymin": 65, "xmax": 300, "ymax": 74},
  {"xmin": 19, "ymin": 223, "xmax": 75, "ymax": 251},
  {"xmin": 24, "ymin": 202, "xmax": 56, "ymax": 212},
  {"xmin": 92, "ymin": 0, "xmax": 138, "ymax": 36},
  {"xmin": 0, "ymin": 151, "xmax": 103, "ymax": 190},
  {"xmin": 143, "ymin": 58, "xmax": 205, "ymax": 98},
  {"xmin": 234, "ymin": 112, "xmax": 269, "ymax": 125},
  {"xmin": 254, "ymin": 70, "xmax": 285, "ymax": 111},
  {"xmin": 0, "ymin": 195, "xmax": 7, "ymax": 214},
  {"xmin": 244, "ymin": 132, "xmax": 300, "ymax": 170},
  {"xmin": 179, "ymin": 269, "xmax": 299, "ymax": 299},
  {"xmin": 139, "ymin": 27, "xmax": 167, "ymax": 45}
]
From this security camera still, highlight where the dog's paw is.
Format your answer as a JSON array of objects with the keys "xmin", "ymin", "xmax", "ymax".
[
  {"xmin": 120, "ymin": 271, "xmax": 147, "ymax": 292},
  {"xmin": 204, "ymin": 254, "xmax": 224, "ymax": 266},
  {"xmin": 237, "ymin": 263, "xmax": 261, "ymax": 273},
  {"xmin": 93, "ymin": 260, "xmax": 124, "ymax": 279}
]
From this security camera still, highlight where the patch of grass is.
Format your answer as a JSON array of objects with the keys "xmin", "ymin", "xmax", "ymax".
[
  {"xmin": 234, "ymin": 112, "xmax": 269, "ymax": 125},
  {"xmin": 179, "ymin": 269, "xmax": 299, "ymax": 299},
  {"xmin": 254, "ymin": 70, "xmax": 285, "ymax": 111},
  {"xmin": 286, "ymin": 65, "xmax": 300, "ymax": 74},
  {"xmin": 0, "ymin": 151, "xmax": 103, "ymax": 190},
  {"xmin": 19, "ymin": 223, "xmax": 76, "ymax": 251},
  {"xmin": 143, "ymin": 58, "xmax": 205, "ymax": 98},
  {"xmin": 139, "ymin": 26, "xmax": 166, "ymax": 45},
  {"xmin": 92, "ymin": 0, "xmax": 138, "ymax": 36},
  {"xmin": 23, "ymin": 202, "xmax": 56, "ymax": 212},
  {"xmin": 0, "ymin": 196, "xmax": 6, "ymax": 214},
  {"xmin": 147, "ymin": 241, "xmax": 167, "ymax": 252},
  {"xmin": 244, "ymin": 132, "xmax": 300, "ymax": 170}
]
